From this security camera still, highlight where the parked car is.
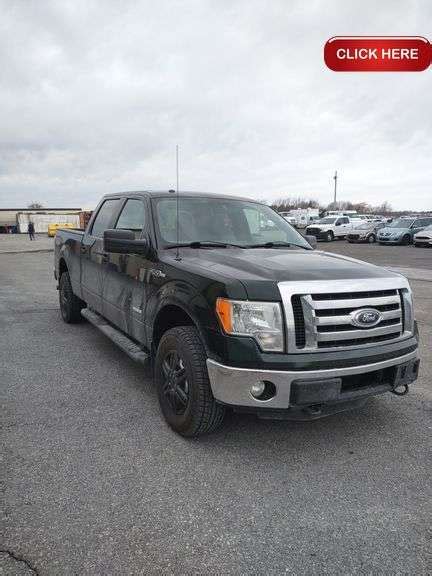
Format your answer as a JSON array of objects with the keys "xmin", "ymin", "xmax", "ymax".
[
  {"xmin": 279, "ymin": 212, "xmax": 297, "ymax": 226},
  {"xmin": 55, "ymin": 191, "xmax": 419, "ymax": 436},
  {"xmin": 305, "ymin": 215, "xmax": 356, "ymax": 241},
  {"xmin": 377, "ymin": 217, "xmax": 432, "ymax": 245},
  {"xmin": 347, "ymin": 221, "xmax": 385, "ymax": 244},
  {"xmin": 414, "ymin": 224, "xmax": 432, "ymax": 248}
]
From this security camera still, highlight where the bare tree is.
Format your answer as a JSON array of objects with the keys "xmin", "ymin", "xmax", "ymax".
[
  {"xmin": 27, "ymin": 202, "xmax": 44, "ymax": 209},
  {"xmin": 271, "ymin": 196, "xmax": 320, "ymax": 212}
]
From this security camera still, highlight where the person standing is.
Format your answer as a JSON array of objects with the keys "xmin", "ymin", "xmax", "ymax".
[{"xmin": 28, "ymin": 221, "xmax": 35, "ymax": 240}]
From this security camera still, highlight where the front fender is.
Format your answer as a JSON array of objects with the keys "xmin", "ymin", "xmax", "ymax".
[{"xmin": 146, "ymin": 279, "xmax": 222, "ymax": 356}]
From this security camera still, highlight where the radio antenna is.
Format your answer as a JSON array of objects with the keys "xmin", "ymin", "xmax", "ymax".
[{"xmin": 175, "ymin": 145, "xmax": 181, "ymax": 261}]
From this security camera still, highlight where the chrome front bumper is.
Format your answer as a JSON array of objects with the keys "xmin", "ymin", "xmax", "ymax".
[{"xmin": 206, "ymin": 350, "xmax": 419, "ymax": 409}]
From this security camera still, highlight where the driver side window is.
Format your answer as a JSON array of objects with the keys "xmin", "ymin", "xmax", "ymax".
[{"xmin": 115, "ymin": 199, "xmax": 145, "ymax": 237}]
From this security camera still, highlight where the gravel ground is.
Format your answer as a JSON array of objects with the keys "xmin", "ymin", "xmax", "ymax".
[{"xmin": 1, "ymin": 244, "xmax": 431, "ymax": 575}]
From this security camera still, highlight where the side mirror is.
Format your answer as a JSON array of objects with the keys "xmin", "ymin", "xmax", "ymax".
[
  {"xmin": 305, "ymin": 234, "xmax": 317, "ymax": 249},
  {"xmin": 104, "ymin": 229, "xmax": 149, "ymax": 255}
]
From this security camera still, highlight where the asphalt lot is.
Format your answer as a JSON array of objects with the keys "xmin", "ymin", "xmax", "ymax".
[
  {"xmin": 1, "ymin": 239, "xmax": 431, "ymax": 575},
  {"xmin": 0, "ymin": 234, "xmax": 54, "ymax": 255}
]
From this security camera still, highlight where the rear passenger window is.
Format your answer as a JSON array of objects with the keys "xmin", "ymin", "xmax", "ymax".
[
  {"xmin": 91, "ymin": 199, "xmax": 120, "ymax": 237},
  {"xmin": 115, "ymin": 199, "xmax": 145, "ymax": 236}
]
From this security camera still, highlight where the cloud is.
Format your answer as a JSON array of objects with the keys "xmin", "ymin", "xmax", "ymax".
[{"xmin": 0, "ymin": 0, "xmax": 430, "ymax": 210}]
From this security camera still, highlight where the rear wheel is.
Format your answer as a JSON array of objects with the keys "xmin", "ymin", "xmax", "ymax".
[
  {"xmin": 155, "ymin": 326, "xmax": 225, "ymax": 437},
  {"xmin": 368, "ymin": 233, "xmax": 376, "ymax": 243},
  {"xmin": 325, "ymin": 231, "xmax": 334, "ymax": 242},
  {"xmin": 59, "ymin": 271, "xmax": 85, "ymax": 323}
]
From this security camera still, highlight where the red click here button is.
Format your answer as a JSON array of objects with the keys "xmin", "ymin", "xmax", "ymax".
[{"xmin": 324, "ymin": 36, "xmax": 431, "ymax": 72}]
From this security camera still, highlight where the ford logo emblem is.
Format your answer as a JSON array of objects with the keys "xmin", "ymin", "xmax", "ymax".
[{"xmin": 350, "ymin": 308, "xmax": 382, "ymax": 328}]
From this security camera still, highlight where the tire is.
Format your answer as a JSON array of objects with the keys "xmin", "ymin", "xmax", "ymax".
[
  {"xmin": 368, "ymin": 234, "xmax": 376, "ymax": 244},
  {"xmin": 325, "ymin": 231, "xmax": 334, "ymax": 242},
  {"xmin": 401, "ymin": 234, "xmax": 411, "ymax": 245},
  {"xmin": 155, "ymin": 326, "xmax": 225, "ymax": 437},
  {"xmin": 59, "ymin": 271, "xmax": 85, "ymax": 323}
]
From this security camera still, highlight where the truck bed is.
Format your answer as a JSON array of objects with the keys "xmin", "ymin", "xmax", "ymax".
[{"xmin": 54, "ymin": 228, "xmax": 85, "ymax": 295}]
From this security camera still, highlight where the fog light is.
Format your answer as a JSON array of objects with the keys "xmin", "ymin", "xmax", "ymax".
[{"xmin": 250, "ymin": 381, "xmax": 266, "ymax": 398}]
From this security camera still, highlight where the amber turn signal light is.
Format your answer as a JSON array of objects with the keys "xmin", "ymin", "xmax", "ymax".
[{"xmin": 216, "ymin": 298, "xmax": 233, "ymax": 333}]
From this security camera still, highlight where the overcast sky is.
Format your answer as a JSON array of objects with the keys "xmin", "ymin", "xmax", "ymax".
[{"xmin": 0, "ymin": 0, "xmax": 431, "ymax": 210}]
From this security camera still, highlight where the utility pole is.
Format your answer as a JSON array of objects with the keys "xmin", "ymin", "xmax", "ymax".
[{"xmin": 333, "ymin": 170, "xmax": 338, "ymax": 207}]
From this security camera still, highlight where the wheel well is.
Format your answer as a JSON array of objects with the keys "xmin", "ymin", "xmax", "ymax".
[
  {"xmin": 153, "ymin": 305, "xmax": 195, "ymax": 349},
  {"xmin": 59, "ymin": 258, "xmax": 68, "ymax": 277}
]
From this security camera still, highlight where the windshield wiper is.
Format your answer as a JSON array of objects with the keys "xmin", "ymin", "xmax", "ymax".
[
  {"xmin": 165, "ymin": 241, "xmax": 246, "ymax": 249},
  {"xmin": 244, "ymin": 241, "xmax": 309, "ymax": 249}
]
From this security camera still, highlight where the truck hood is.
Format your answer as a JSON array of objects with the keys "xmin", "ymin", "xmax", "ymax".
[
  {"xmin": 169, "ymin": 247, "xmax": 398, "ymax": 288},
  {"xmin": 306, "ymin": 224, "xmax": 332, "ymax": 230}
]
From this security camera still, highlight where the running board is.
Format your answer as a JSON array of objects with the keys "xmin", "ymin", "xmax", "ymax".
[{"xmin": 81, "ymin": 308, "xmax": 149, "ymax": 365}]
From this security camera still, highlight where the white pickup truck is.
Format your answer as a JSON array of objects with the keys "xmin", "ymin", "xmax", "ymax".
[{"xmin": 305, "ymin": 216, "xmax": 362, "ymax": 242}]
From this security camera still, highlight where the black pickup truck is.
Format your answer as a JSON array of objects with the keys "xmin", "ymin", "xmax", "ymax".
[{"xmin": 55, "ymin": 191, "xmax": 419, "ymax": 436}]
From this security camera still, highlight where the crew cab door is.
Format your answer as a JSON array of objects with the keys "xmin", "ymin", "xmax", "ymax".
[
  {"xmin": 81, "ymin": 198, "xmax": 122, "ymax": 313},
  {"xmin": 334, "ymin": 216, "xmax": 350, "ymax": 237},
  {"xmin": 102, "ymin": 197, "xmax": 150, "ymax": 344}
]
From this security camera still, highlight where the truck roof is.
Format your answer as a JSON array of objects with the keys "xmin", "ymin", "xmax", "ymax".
[{"xmin": 102, "ymin": 190, "xmax": 258, "ymax": 203}]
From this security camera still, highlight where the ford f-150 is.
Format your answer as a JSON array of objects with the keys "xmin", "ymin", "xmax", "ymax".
[{"xmin": 54, "ymin": 191, "xmax": 420, "ymax": 436}]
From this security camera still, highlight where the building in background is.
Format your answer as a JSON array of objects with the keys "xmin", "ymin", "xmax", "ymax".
[{"xmin": 0, "ymin": 208, "xmax": 82, "ymax": 234}]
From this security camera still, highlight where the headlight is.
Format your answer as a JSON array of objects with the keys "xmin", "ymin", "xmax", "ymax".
[{"xmin": 216, "ymin": 298, "xmax": 284, "ymax": 352}]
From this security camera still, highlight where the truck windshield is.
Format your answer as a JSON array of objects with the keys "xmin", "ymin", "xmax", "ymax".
[{"xmin": 153, "ymin": 196, "xmax": 311, "ymax": 249}]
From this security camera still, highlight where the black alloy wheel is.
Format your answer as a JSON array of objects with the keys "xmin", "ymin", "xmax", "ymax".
[
  {"xmin": 368, "ymin": 233, "xmax": 376, "ymax": 243},
  {"xmin": 155, "ymin": 326, "xmax": 225, "ymax": 437},
  {"xmin": 161, "ymin": 351, "xmax": 189, "ymax": 415}
]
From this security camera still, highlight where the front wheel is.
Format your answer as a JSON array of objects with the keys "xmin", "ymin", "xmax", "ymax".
[
  {"xmin": 325, "ymin": 231, "xmax": 334, "ymax": 242},
  {"xmin": 368, "ymin": 234, "xmax": 376, "ymax": 243},
  {"xmin": 401, "ymin": 234, "xmax": 411, "ymax": 245},
  {"xmin": 155, "ymin": 326, "xmax": 225, "ymax": 437}
]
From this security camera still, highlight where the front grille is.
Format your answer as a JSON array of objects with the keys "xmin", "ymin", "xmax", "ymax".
[
  {"xmin": 301, "ymin": 289, "xmax": 402, "ymax": 350},
  {"xmin": 348, "ymin": 234, "xmax": 359, "ymax": 240},
  {"xmin": 284, "ymin": 284, "xmax": 411, "ymax": 352},
  {"xmin": 317, "ymin": 332, "xmax": 402, "ymax": 348},
  {"xmin": 307, "ymin": 228, "xmax": 320, "ymax": 234},
  {"xmin": 312, "ymin": 289, "xmax": 396, "ymax": 300},
  {"xmin": 316, "ymin": 317, "xmax": 400, "ymax": 333},
  {"xmin": 291, "ymin": 295, "xmax": 305, "ymax": 348},
  {"xmin": 279, "ymin": 278, "xmax": 414, "ymax": 353}
]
